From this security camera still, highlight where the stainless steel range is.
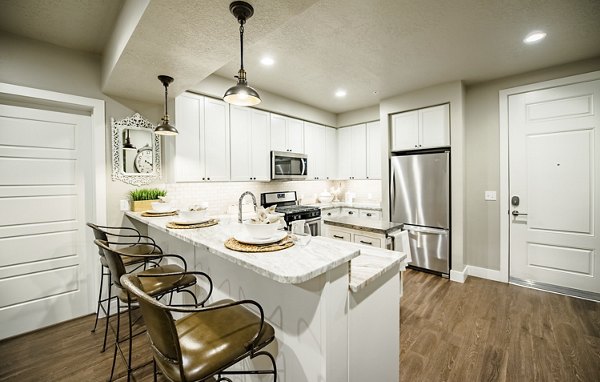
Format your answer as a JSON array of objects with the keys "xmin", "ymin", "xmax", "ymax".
[{"xmin": 260, "ymin": 191, "xmax": 321, "ymax": 236}]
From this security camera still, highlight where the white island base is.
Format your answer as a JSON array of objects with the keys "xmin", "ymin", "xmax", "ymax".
[{"xmin": 129, "ymin": 213, "xmax": 404, "ymax": 381}]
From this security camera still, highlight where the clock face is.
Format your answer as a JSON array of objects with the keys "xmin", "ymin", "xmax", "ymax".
[{"xmin": 134, "ymin": 149, "xmax": 153, "ymax": 173}]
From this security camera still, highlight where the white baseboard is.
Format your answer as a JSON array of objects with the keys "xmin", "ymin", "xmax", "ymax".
[
  {"xmin": 466, "ymin": 265, "xmax": 504, "ymax": 283},
  {"xmin": 449, "ymin": 268, "xmax": 467, "ymax": 283}
]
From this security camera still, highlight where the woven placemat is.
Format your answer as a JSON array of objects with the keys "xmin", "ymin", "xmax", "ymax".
[
  {"xmin": 166, "ymin": 219, "xmax": 219, "ymax": 229},
  {"xmin": 141, "ymin": 211, "xmax": 178, "ymax": 217},
  {"xmin": 224, "ymin": 236, "xmax": 294, "ymax": 252}
]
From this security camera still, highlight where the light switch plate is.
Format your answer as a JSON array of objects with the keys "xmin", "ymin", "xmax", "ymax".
[
  {"xmin": 120, "ymin": 199, "xmax": 130, "ymax": 211},
  {"xmin": 484, "ymin": 191, "xmax": 497, "ymax": 201}
]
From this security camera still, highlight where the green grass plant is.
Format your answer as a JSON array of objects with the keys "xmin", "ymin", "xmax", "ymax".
[{"xmin": 128, "ymin": 188, "xmax": 166, "ymax": 201}]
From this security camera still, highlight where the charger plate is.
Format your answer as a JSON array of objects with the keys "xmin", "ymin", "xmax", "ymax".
[
  {"xmin": 141, "ymin": 211, "xmax": 178, "ymax": 217},
  {"xmin": 166, "ymin": 219, "xmax": 219, "ymax": 229},
  {"xmin": 224, "ymin": 236, "xmax": 294, "ymax": 252}
]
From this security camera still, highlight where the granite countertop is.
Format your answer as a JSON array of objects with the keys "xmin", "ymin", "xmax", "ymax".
[
  {"xmin": 349, "ymin": 246, "xmax": 406, "ymax": 293},
  {"xmin": 305, "ymin": 202, "xmax": 383, "ymax": 211},
  {"xmin": 125, "ymin": 211, "xmax": 361, "ymax": 285},
  {"xmin": 323, "ymin": 216, "xmax": 403, "ymax": 235}
]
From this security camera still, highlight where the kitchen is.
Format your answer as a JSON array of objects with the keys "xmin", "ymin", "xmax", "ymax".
[{"xmin": 1, "ymin": 0, "xmax": 600, "ymax": 381}]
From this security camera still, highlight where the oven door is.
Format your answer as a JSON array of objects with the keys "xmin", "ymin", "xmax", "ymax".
[
  {"xmin": 305, "ymin": 217, "xmax": 321, "ymax": 236},
  {"xmin": 271, "ymin": 151, "xmax": 307, "ymax": 180}
]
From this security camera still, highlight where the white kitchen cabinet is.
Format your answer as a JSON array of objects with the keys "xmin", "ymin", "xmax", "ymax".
[
  {"xmin": 174, "ymin": 93, "xmax": 230, "ymax": 182},
  {"xmin": 270, "ymin": 114, "xmax": 304, "ymax": 153},
  {"xmin": 326, "ymin": 228, "xmax": 351, "ymax": 242},
  {"xmin": 324, "ymin": 225, "xmax": 387, "ymax": 249},
  {"xmin": 325, "ymin": 127, "xmax": 337, "ymax": 179},
  {"xmin": 304, "ymin": 122, "xmax": 327, "ymax": 180},
  {"xmin": 322, "ymin": 208, "xmax": 341, "ymax": 218},
  {"xmin": 337, "ymin": 124, "xmax": 367, "ymax": 180},
  {"xmin": 230, "ymin": 106, "xmax": 270, "ymax": 181},
  {"xmin": 341, "ymin": 207, "xmax": 359, "ymax": 217},
  {"xmin": 391, "ymin": 104, "xmax": 449, "ymax": 151},
  {"xmin": 359, "ymin": 210, "xmax": 381, "ymax": 220},
  {"xmin": 366, "ymin": 121, "xmax": 381, "ymax": 179}
]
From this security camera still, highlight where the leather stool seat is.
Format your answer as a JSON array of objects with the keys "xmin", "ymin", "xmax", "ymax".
[{"xmin": 115, "ymin": 264, "xmax": 197, "ymax": 302}]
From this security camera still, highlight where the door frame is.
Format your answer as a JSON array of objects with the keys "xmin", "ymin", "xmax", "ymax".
[
  {"xmin": 0, "ymin": 82, "xmax": 106, "ymax": 313},
  {"xmin": 498, "ymin": 70, "xmax": 600, "ymax": 283}
]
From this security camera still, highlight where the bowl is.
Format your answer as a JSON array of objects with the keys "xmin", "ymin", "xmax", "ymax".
[
  {"xmin": 151, "ymin": 202, "xmax": 174, "ymax": 212},
  {"xmin": 179, "ymin": 210, "xmax": 208, "ymax": 221},
  {"xmin": 318, "ymin": 195, "xmax": 334, "ymax": 203},
  {"xmin": 243, "ymin": 221, "xmax": 280, "ymax": 239}
]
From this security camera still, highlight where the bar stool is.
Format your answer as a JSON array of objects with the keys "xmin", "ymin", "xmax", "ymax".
[
  {"xmin": 94, "ymin": 239, "xmax": 213, "ymax": 382},
  {"xmin": 86, "ymin": 223, "xmax": 162, "ymax": 352},
  {"xmin": 121, "ymin": 272, "xmax": 277, "ymax": 382}
]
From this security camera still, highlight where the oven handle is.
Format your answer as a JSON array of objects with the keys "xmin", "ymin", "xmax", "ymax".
[{"xmin": 301, "ymin": 158, "xmax": 306, "ymax": 176}]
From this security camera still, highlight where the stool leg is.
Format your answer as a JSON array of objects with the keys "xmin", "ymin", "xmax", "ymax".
[
  {"xmin": 127, "ymin": 298, "xmax": 133, "ymax": 382},
  {"xmin": 102, "ymin": 271, "xmax": 113, "ymax": 352},
  {"xmin": 109, "ymin": 299, "xmax": 120, "ymax": 382},
  {"xmin": 91, "ymin": 263, "xmax": 105, "ymax": 333}
]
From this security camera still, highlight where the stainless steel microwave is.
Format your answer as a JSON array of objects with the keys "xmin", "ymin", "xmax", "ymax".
[{"xmin": 271, "ymin": 151, "xmax": 308, "ymax": 180}]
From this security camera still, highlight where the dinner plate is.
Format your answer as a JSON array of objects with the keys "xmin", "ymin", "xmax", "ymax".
[
  {"xmin": 170, "ymin": 216, "xmax": 212, "ymax": 225},
  {"xmin": 144, "ymin": 208, "xmax": 178, "ymax": 214},
  {"xmin": 234, "ymin": 231, "xmax": 287, "ymax": 245}
]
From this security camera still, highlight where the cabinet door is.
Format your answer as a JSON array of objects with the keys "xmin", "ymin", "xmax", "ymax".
[
  {"xmin": 341, "ymin": 207, "xmax": 359, "ymax": 217},
  {"xmin": 174, "ymin": 94, "xmax": 203, "ymax": 182},
  {"xmin": 327, "ymin": 229, "xmax": 351, "ymax": 242},
  {"xmin": 229, "ymin": 106, "xmax": 252, "ymax": 181},
  {"xmin": 350, "ymin": 124, "xmax": 367, "ymax": 179},
  {"xmin": 270, "ymin": 114, "xmax": 287, "ymax": 152},
  {"xmin": 354, "ymin": 234, "xmax": 383, "ymax": 248},
  {"xmin": 250, "ymin": 109, "xmax": 271, "ymax": 181},
  {"xmin": 420, "ymin": 104, "xmax": 450, "ymax": 148},
  {"xmin": 287, "ymin": 117, "xmax": 304, "ymax": 153},
  {"xmin": 359, "ymin": 210, "xmax": 382, "ymax": 220},
  {"xmin": 337, "ymin": 127, "xmax": 352, "ymax": 179},
  {"xmin": 322, "ymin": 208, "xmax": 341, "ymax": 218},
  {"xmin": 366, "ymin": 121, "xmax": 381, "ymax": 179},
  {"xmin": 304, "ymin": 122, "xmax": 326, "ymax": 179},
  {"xmin": 325, "ymin": 128, "xmax": 337, "ymax": 179},
  {"xmin": 391, "ymin": 111, "xmax": 419, "ymax": 151},
  {"xmin": 203, "ymin": 98, "xmax": 230, "ymax": 181}
]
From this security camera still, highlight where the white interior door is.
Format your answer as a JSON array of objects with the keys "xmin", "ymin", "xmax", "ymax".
[
  {"xmin": 509, "ymin": 79, "xmax": 600, "ymax": 297},
  {"xmin": 0, "ymin": 104, "xmax": 92, "ymax": 339}
]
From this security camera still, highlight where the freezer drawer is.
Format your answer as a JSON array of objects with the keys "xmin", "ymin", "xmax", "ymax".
[{"xmin": 404, "ymin": 225, "xmax": 449, "ymax": 274}]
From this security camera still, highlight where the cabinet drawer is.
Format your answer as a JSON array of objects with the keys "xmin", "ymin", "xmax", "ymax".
[
  {"xmin": 323, "ymin": 209, "xmax": 340, "ymax": 218},
  {"xmin": 353, "ymin": 234, "xmax": 382, "ymax": 247},
  {"xmin": 359, "ymin": 210, "xmax": 381, "ymax": 220},
  {"xmin": 341, "ymin": 207, "xmax": 359, "ymax": 217},
  {"xmin": 328, "ymin": 230, "xmax": 351, "ymax": 242}
]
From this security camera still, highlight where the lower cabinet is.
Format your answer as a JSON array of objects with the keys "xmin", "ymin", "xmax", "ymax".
[
  {"xmin": 359, "ymin": 210, "xmax": 381, "ymax": 220},
  {"xmin": 341, "ymin": 207, "xmax": 359, "ymax": 217},
  {"xmin": 324, "ymin": 225, "xmax": 388, "ymax": 249}
]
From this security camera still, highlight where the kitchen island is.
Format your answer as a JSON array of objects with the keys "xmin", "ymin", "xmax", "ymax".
[{"xmin": 125, "ymin": 211, "xmax": 406, "ymax": 382}]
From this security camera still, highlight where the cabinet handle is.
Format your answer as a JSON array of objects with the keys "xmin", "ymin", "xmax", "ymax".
[
  {"xmin": 366, "ymin": 213, "xmax": 372, "ymax": 217},
  {"xmin": 359, "ymin": 240, "xmax": 373, "ymax": 245},
  {"xmin": 414, "ymin": 145, "xmax": 418, "ymax": 148},
  {"xmin": 348, "ymin": 211, "xmax": 354, "ymax": 215},
  {"xmin": 327, "ymin": 213, "xmax": 332, "ymax": 216},
  {"xmin": 333, "ymin": 235, "xmax": 344, "ymax": 239},
  {"xmin": 202, "ymin": 177, "xmax": 205, "ymax": 180}
]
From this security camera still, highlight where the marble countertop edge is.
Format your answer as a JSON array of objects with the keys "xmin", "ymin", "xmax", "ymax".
[{"xmin": 349, "ymin": 247, "xmax": 407, "ymax": 293}]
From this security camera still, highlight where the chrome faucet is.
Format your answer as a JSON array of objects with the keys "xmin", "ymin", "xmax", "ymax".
[{"xmin": 238, "ymin": 191, "xmax": 257, "ymax": 223}]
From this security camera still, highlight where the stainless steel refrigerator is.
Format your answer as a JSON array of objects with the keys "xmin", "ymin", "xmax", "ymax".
[{"xmin": 390, "ymin": 151, "xmax": 450, "ymax": 275}]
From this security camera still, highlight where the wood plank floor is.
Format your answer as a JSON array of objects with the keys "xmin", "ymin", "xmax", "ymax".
[{"xmin": 0, "ymin": 269, "xmax": 598, "ymax": 381}]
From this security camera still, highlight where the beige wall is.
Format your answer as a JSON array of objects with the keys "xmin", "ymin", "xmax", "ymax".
[
  {"xmin": 464, "ymin": 56, "xmax": 600, "ymax": 270},
  {"xmin": 0, "ymin": 32, "xmax": 163, "ymax": 227},
  {"xmin": 337, "ymin": 104, "xmax": 380, "ymax": 127},
  {"xmin": 380, "ymin": 81, "xmax": 466, "ymax": 273}
]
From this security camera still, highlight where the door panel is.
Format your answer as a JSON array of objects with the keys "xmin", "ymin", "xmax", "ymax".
[
  {"xmin": 229, "ymin": 105, "xmax": 251, "ymax": 181},
  {"xmin": 0, "ymin": 104, "xmax": 91, "ymax": 339},
  {"xmin": 391, "ymin": 111, "xmax": 419, "ymax": 151},
  {"xmin": 509, "ymin": 79, "xmax": 600, "ymax": 295},
  {"xmin": 250, "ymin": 110, "xmax": 271, "ymax": 181},
  {"xmin": 203, "ymin": 98, "xmax": 229, "ymax": 181}
]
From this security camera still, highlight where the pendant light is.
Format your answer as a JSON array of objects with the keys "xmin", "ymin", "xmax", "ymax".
[
  {"xmin": 223, "ymin": 1, "xmax": 261, "ymax": 106},
  {"xmin": 123, "ymin": 129, "xmax": 136, "ymax": 150},
  {"xmin": 155, "ymin": 75, "xmax": 178, "ymax": 136}
]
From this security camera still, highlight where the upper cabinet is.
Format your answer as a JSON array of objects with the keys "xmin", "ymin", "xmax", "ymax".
[
  {"xmin": 338, "ymin": 123, "xmax": 367, "ymax": 180},
  {"xmin": 391, "ymin": 104, "xmax": 449, "ymax": 151},
  {"xmin": 270, "ymin": 114, "xmax": 304, "ymax": 153},
  {"xmin": 304, "ymin": 122, "xmax": 327, "ymax": 180},
  {"xmin": 325, "ymin": 127, "xmax": 337, "ymax": 180},
  {"xmin": 230, "ymin": 106, "xmax": 270, "ymax": 181},
  {"xmin": 366, "ymin": 121, "xmax": 381, "ymax": 179},
  {"xmin": 174, "ymin": 93, "xmax": 230, "ymax": 182}
]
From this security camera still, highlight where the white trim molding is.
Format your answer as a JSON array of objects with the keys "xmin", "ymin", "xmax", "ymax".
[
  {"xmin": 466, "ymin": 266, "xmax": 504, "ymax": 283},
  {"xmin": 450, "ymin": 268, "xmax": 467, "ymax": 283},
  {"xmin": 498, "ymin": 70, "xmax": 600, "ymax": 284}
]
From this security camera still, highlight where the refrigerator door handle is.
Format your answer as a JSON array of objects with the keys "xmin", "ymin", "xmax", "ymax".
[
  {"xmin": 403, "ymin": 225, "xmax": 448, "ymax": 235},
  {"xmin": 390, "ymin": 164, "xmax": 396, "ymax": 215}
]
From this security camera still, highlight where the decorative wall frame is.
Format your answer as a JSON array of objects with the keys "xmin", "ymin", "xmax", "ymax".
[{"xmin": 111, "ymin": 113, "xmax": 161, "ymax": 186}]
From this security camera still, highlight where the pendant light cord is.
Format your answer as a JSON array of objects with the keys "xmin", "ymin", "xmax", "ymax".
[
  {"xmin": 239, "ymin": 20, "xmax": 245, "ymax": 70},
  {"xmin": 163, "ymin": 83, "xmax": 169, "ymax": 116}
]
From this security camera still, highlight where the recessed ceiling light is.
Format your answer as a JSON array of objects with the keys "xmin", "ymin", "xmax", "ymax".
[
  {"xmin": 523, "ymin": 31, "xmax": 547, "ymax": 44},
  {"xmin": 260, "ymin": 57, "xmax": 275, "ymax": 66},
  {"xmin": 335, "ymin": 89, "xmax": 347, "ymax": 97}
]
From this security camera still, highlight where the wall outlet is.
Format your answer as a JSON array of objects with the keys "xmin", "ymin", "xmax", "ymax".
[
  {"xmin": 484, "ymin": 191, "xmax": 497, "ymax": 201},
  {"xmin": 120, "ymin": 199, "xmax": 130, "ymax": 211}
]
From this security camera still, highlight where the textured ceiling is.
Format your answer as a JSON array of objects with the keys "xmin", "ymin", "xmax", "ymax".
[
  {"xmin": 1, "ymin": 0, "xmax": 600, "ymax": 113},
  {"xmin": 0, "ymin": 0, "xmax": 124, "ymax": 54},
  {"xmin": 213, "ymin": 0, "xmax": 600, "ymax": 113}
]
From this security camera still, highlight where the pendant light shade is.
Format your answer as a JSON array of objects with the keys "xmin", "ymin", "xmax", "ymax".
[
  {"xmin": 223, "ymin": 1, "xmax": 261, "ymax": 106},
  {"xmin": 155, "ymin": 75, "xmax": 178, "ymax": 136}
]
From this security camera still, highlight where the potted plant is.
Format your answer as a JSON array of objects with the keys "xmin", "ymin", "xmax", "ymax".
[{"xmin": 128, "ymin": 188, "xmax": 167, "ymax": 212}]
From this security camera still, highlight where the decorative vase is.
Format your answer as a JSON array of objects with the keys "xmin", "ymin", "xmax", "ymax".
[{"xmin": 130, "ymin": 199, "xmax": 159, "ymax": 212}]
